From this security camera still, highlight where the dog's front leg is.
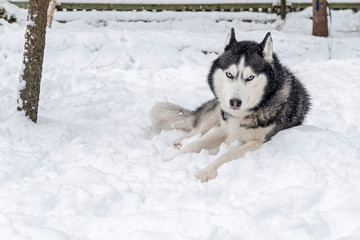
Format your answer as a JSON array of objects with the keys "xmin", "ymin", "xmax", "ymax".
[
  {"xmin": 169, "ymin": 126, "xmax": 226, "ymax": 160},
  {"xmin": 196, "ymin": 140, "xmax": 263, "ymax": 182}
]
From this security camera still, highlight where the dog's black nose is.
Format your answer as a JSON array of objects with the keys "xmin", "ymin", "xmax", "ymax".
[{"xmin": 230, "ymin": 98, "xmax": 242, "ymax": 110}]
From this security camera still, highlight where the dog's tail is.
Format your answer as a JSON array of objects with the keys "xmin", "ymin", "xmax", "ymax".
[{"xmin": 149, "ymin": 102, "xmax": 195, "ymax": 132}]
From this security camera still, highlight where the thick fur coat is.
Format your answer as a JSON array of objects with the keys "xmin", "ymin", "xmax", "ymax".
[{"xmin": 150, "ymin": 29, "xmax": 310, "ymax": 181}]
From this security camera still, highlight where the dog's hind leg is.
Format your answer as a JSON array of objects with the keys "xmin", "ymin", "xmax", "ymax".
[
  {"xmin": 173, "ymin": 104, "xmax": 220, "ymax": 149},
  {"xmin": 196, "ymin": 140, "xmax": 263, "ymax": 182}
]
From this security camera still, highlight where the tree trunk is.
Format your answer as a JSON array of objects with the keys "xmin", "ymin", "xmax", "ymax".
[
  {"xmin": 17, "ymin": 0, "xmax": 49, "ymax": 123},
  {"xmin": 312, "ymin": 0, "xmax": 328, "ymax": 37}
]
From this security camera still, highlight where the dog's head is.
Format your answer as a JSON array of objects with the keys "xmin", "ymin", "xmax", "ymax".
[{"xmin": 208, "ymin": 29, "xmax": 276, "ymax": 117}]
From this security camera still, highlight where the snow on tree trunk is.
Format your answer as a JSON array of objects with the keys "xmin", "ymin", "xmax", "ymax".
[
  {"xmin": 17, "ymin": 0, "xmax": 49, "ymax": 123},
  {"xmin": 312, "ymin": 0, "xmax": 328, "ymax": 37}
]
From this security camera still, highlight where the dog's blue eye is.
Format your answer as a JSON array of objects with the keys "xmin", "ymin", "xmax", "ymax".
[
  {"xmin": 226, "ymin": 72, "xmax": 233, "ymax": 79},
  {"xmin": 246, "ymin": 75, "xmax": 255, "ymax": 81}
]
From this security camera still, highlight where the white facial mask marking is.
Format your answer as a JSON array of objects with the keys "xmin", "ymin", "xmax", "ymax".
[{"xmin": 213, "ymin": 57, "xmax": 267, "ymax": 116}]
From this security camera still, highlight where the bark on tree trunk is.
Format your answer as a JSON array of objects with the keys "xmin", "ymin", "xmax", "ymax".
[
  {"xmin": 17, "ymin": 0, "xmax": 49, "ymax": 123},
  {"xmin": 312, "ymin": 0, "xmax": 328, "ymax": 37}
]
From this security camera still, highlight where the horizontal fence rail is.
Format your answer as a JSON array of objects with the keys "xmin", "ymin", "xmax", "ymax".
[
  {"xmin": 291, "ymin": 2, "xmax": 360, "ymax": 10},
  {"xmin": 7, "ymin": 1, "xmax": 360, "ymax": 18}
]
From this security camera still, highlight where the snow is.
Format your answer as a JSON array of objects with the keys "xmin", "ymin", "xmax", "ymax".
[{"xmin": 1, "ymin": 3, "xmax": 360, "ymax": 240}]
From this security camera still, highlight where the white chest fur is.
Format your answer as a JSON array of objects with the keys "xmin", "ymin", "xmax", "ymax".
[{"xmin": 221, "ymin": 116, "xmax": 274, "ymax": 144}]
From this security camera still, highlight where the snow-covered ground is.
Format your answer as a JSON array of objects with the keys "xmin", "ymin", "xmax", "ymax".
[{"xmin": 1, "ymin": 3, "xmax": 360, "ymax": 239}]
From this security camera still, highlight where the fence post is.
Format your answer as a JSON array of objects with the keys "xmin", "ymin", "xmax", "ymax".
[
  {"xmin": 312, "ymin": 0, "xmax": 328, "ymax": 36},
  {"xmin": 47, "ymin": 0, "xmax": 56, "ymax": 28},
  {"xmin": 0, "ymin": 6, "xmax": 5, "ymax": 16},
  {"xmin": 280, "ymin": 0, "xmax": 286, "ymax": 19}
]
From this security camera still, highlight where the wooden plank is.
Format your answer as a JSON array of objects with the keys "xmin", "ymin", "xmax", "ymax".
[
  {"xmin": 10, "ymin": 2, "xmax": 274, "ymax": 12},
  {"xmin": 329, "ymin": 2, "xmax": 360, "ymax": 9},
  {"xmin": 8, "ymin": 1, "xmax": 360, "ymax": 12},
  {"xmin": 59, "ymin": 3, "xmax": 275, "ymax": 12},
  {"xmin": 9, "ymin": 1, "xmax": 28, "ymax": 9},
  {"xmin": 291, "ymin": 2, "xmax": 360, "ymax": 9},
  {"xmin": 290, "ymin": 2, "xmax": 312, "ymax": 10}
]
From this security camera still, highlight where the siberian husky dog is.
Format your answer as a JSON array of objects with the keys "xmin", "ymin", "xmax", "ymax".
[{"xmin": 150, "ymin": 29, "xmax": 310, "ymax": 182}]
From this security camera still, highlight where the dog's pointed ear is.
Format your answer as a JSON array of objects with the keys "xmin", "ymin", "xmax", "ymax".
[
  {"xmin": 259, "ymin": 32, "xmax": 273, "ymax": 63},
  {"xmin": 222, "ymin": 28, "xmax": 237, "ymax": 53}
]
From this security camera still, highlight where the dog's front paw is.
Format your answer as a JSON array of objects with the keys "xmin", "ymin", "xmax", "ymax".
[
  {"xmin": 173, "ymin": 141, "xmax": 182, "ymax": 150},
  {"xmin": 196, "ymin": 168, "xmax": 218, "ymax": 182}
]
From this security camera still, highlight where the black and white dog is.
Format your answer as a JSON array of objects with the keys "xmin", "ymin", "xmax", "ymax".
[{"xmin": 150, "ymin": 29, "xmax": 310, "ymax": 181}]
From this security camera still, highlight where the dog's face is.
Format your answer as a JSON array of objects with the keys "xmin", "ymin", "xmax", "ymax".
[{"xmin": 209, "ymin": 29, "xmax": 274, "ymax": 117}]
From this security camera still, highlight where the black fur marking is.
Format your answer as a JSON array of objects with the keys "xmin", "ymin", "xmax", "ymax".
[
  {"xmin": 193, "ymin": 99, "xmax": 218, "ymax": 127},
  {"xmin": 224, "ymin": 28, "xmax": 237, "ymax": 52},
  {"xmin": 221, "ymin": 110, "xmax": 229, "ymax": 121},
  {"xmin": 194, "ymin": 99, "xmax": 218, "ymax": 114},
  {"xmin": 257, "ymin": 32, "xmax": 272, "ymax": 58}
]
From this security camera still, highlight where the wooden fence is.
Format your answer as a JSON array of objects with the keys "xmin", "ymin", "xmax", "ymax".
[{"xmin": 8, "ymin": 1, "xmax": 360, "ymax": 20}]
